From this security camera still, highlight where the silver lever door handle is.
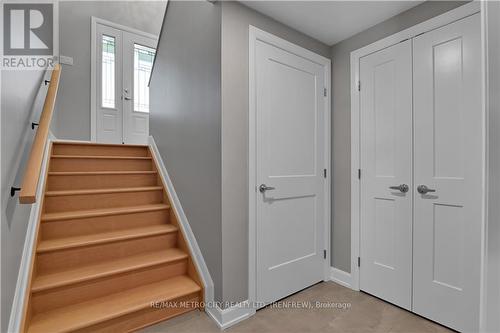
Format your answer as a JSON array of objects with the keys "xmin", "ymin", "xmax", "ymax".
[
  {"xmin": 124, "ymin": 96, "xmax": 132, "ymax": 100},
  {"xmin": 259, "ymin": 184, "xmax": 275, "ymax": 193},
  {"xmin": 389, "ymin": 184, "xmax": 409, "ymax": 193},
  {"xmin": 417, "ymin": 185, "xmax": 436, "ymax": 194}
]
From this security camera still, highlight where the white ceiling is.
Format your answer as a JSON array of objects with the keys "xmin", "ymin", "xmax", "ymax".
[{"xmin": 239, "ymin": 1, "xmax": 424, "ymax": 45}]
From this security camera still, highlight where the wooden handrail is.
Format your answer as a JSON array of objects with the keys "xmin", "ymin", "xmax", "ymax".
[{"xmin": 19, "ymin": 64, "xmax": 61, "ymax": 204}]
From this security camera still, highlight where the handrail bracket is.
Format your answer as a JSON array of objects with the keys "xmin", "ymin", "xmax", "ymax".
[{"xmin": 10, "ymin": 187, "xmax": 21, "ymax": 197}]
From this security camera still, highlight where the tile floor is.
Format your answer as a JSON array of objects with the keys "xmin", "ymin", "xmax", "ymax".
[{"xmin": 142, "ymin": 282, "xmax": 452, "ymax": 333}]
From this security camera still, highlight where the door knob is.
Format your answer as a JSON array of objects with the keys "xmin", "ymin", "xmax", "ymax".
[
  {"xmin": 417, "ymin": 185, "xmax": 436, "ymax": 194},
  {"xmin": 124, "ymin": 96, "xmax": 132, "ymax": 101},
  {"xmin": 389, "ymin": 184, "xmax": 409, "ymax": 193},
  {"xmin": 258, "ymin": 184, "xmax": 275, "ymax": 193}
]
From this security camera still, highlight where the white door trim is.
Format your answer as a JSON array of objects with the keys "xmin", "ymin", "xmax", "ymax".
[
  {"xmin": 90, "ymin": 17, "xmax": 158, "ymax": 142},
  {"xmin": 480, "ymin": 2, "xmax": 500, "ymax": 331},
  {"xmin": 350, "ymin": 1, "xmax": 489, "ymax": 329},
  {"xmin": 248, "ymin": 25, "xmax": 331, "ymax": 307}
]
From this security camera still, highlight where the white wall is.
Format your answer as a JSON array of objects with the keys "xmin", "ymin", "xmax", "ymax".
[
  {"xmin": 55, "ymin": 1, "xmax": 166, "ymax": 140},
  {"xmin": 1, "ymin": 69, "xmax": 47, "ymax": 332}
]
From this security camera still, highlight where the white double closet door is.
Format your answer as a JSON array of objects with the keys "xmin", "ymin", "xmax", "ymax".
[{"xmin": 360, "ymin": 14, "xmax": 482, "ymax": 332}]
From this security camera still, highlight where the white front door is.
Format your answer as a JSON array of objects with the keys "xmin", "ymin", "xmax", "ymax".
[
  {"xmin": 95, "ymin": 21, "xmax": 156, "ymax": 144},
  {"xmin": 254, "ymin": 38, "xmax": 327, "ymax": 304},
  {"xmin": 412, "ymin": 13, "xmax": 483, "ymax": 332},
  {"xmin": 359, "ymin": 40, "xmax": 413, "ymax": 310}
]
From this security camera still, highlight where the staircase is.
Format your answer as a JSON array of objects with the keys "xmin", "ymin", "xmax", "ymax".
[{"xmin": 23, "ymin": 142, "xmax": 203, "ymax": 333}]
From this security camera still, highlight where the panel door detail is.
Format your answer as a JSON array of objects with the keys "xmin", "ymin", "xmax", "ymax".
[
  {"xmin": 359, "ymin": 40, "xmax": 413, "ymax": 310},
  {"xmin": 255, "ymin": 39, "xmax": 325, "ymax": 304},
  {"xmin": 412, "ymin": 13, "xmax": 483, "ymax": 332}
]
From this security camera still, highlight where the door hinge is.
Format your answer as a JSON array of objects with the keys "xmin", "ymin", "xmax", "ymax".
[
  {"xmin": 323, "ymin": 169, "xmax": 327, "ymax": 178},
  {"xmin": 357, "ymin": 81, "xmax": 361, "ymax": 91},
  {"xmin": 358, "ymin": 169, "xmax": 361, "ymax": 179},
  {"xmin": 323, "ymin": 250, "xmax": 327, "ymax": 259},
  {"xmin": 324, "ymin": 88, "xmax": 327, "ymax": 97},
  {"xmin": 358, "ymin": 257, "xmax": 361, "ymax": 267}
]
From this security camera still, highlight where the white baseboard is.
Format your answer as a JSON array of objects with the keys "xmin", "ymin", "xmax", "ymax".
[
  {"xmin": 8, "ymin": 138, "xmax": 53, "ymax": 333},
  {"xmin": 205, "ymin": 300, "xmax": 255, "ymax": 330},
  {"xmin": 148, "ymin": 136, "xmax": 215, "ymax": 307},
  {"xmin": 330, "ymin": 267, "xmax": 353, "ymax": 289}
]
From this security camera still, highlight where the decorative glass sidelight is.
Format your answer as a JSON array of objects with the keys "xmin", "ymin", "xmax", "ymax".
[
  {"xmin": 101, "ymin": 35, "xmax": 116, "ymax": 109},
  {"xmin": 133, "ymin": 43, "xmax": 155, "ymax": 113}
]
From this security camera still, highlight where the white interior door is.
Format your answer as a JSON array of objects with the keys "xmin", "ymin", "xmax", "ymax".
[
  {"xmin": 412, "ymin": 13, "xmax": 483, "ymax": 332},
  {"xmin": 96, "ymin": 24, "xmax": 123, "ymax": 144},
  {"xmin": 359, "ymin": 40, "xmax": 413, "ymax": 310},
  {"xmin": 95, "ymin": 22, "xmax": 156, "ymax": 144},
  {"xmin": 255, "ymin": 39, "xmax": 326, "ymax": 304},
  {"xmin": 122, "ymin": 33, "xmax": 156, "ymax": 145}
]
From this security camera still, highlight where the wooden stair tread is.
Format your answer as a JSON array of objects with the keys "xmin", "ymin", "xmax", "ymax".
[
  {"xmin": 32, "ymin": 249, "xmax": 188, "ymax": 292},
  {"xmin": 51, "ymin": 155, "xmax": 152, "ymax": 160},
  {"xmin": 28, "ymin": 275, "xmax": 201, "ymax": 333},
  {"xmin": 53, "ymin": 141, "xmax": 148, "ymax": 148},
  {"xmin": 48, "ymin": 171, "xmax": 157, "ymax": 175},
  {"xmin": 45, "ymin": 186, "xmax": 163, "ymax": 196},
  {"xmin": 42, "ymin": 204, "xmax": 170, "ymax": 222},
  {"xmin": 37, "ymin": 225, "xmax": 178, "ymax": 253}
]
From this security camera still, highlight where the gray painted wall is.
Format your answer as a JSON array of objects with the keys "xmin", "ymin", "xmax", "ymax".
[
  {"xmin": 1, "ymin": 69, "xmax": 46, "ymax": 332},
  {"xmin": 486, "ymin": 1, "xmax": 500, "ymax": 331},
  {"xmin": 55, "ymin": 1, "xmax": 166, "ymax": 140},
  {"xmin": 149, "ymin": 1, "xmax": 223, "ymax": 302},
  {"xmin": 329, "ymin": 1, "xmax": 468, "ymax": 272},
  {"xmin": 220, "ymin": 1, "xmax": 330, "ymax": 304}
]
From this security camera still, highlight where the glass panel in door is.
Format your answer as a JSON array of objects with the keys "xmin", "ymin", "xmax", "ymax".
[
  {"xmin": 133, "ymin": 44, "xmax": 155, "ymax": 113},
  {"xmin": 96, "ymin": 24, "xmax": 123, "ymax": 144},
  {"xmin": 101, "ymin": 35, "xmax": 116, "ymax": 109}
]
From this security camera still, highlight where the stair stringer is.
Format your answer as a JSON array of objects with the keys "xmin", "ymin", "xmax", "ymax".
[
  {"xmin": 148, "ymin": 136, "xmax": 214, "ymax": 307},
  {"xmin": 9, "ymin": 141, "xmax": 53, "ymax": 333}
]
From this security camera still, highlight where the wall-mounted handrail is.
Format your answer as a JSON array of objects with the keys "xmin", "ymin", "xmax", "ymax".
[{"xmin": 18, "ymin": 64, "xmax": 61, "ymax": 204}]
